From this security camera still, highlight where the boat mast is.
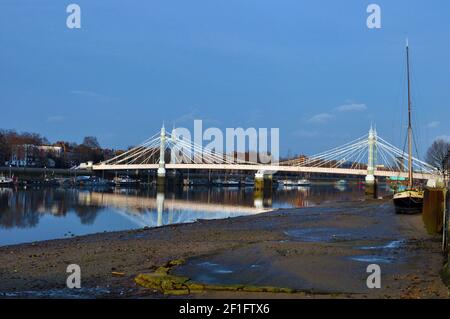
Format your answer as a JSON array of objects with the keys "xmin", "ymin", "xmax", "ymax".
[{"xmin": 406, "ymin": 39, "xmax": 413, "ymax": 188}]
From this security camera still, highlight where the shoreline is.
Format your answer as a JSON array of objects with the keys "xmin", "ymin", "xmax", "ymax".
[{"xmin": 0, "ymin": 198, "xmax": 448, "ymax": 299}]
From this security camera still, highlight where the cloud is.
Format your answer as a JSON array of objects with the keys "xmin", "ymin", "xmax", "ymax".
[
  {"xmin": 172, "ymin": 108, "xmax": 222, "ymax": 127},
  {"xmin": 46, "ymin": 115, "xmax": 65, "ymax": 123},
  {"xmin": 335, "ymin": 103, "xmax": 367, "ymax": 112},
  {"xmin": 426, "ymin": 121, "xmax": 440, "ymax": 128},
  {"xmin": 173, "ymin": 108, "xmax": 199, "ymax": 125},
  {"xmin": 308, "ymin": 113, "xmax": 333, "ymax": 124}
]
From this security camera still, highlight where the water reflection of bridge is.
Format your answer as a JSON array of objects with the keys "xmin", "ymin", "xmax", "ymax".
[
  {"xmin": 0, "ymin": 185, "xmax": 387, "ymax": 232},
  {"xmin": 79, "ymin": 191, "xmax": 270, "ymax": 214},
  {"xmin": 77, "ymin": 191, "xmax": 270, "ymax": 228}
]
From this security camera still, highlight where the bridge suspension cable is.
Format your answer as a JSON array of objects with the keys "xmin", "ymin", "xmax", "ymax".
[{"xmin": 96, "ymin": 125, "xmax": 440, "ymax": 178}]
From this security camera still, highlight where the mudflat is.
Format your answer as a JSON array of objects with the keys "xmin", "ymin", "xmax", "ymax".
[{"xmin": 0, "ymin": 199, "xmax": 448, "ymax": 298}]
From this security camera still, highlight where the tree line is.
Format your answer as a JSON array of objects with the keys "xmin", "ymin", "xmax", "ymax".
[{"xmin": 0, "ymin": 129, "xmax": 120, "ymax": 168}]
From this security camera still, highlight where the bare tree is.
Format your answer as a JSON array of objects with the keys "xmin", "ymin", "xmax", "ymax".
[
  {"xmin": 426, "ymin": 138, "xmax": 450, "ymax": 173},
  {"xmin": 82, "ymin": 136, "xmax": 100, "ymax": 149}
]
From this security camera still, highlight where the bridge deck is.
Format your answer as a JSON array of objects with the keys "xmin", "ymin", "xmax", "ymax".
[{"xmin": 92, "ymin": 163, "xmax": 435, "ymax": 180}]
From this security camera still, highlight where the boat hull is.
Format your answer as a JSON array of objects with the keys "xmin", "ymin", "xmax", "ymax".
[
  {"xmin": 0, "ymin": 177, "xmax": 14, "ymax": 187},
  {"xmin": 0, "ymin": 182, "xmax": 13, "ymax": 187},
  {"xmin": 393, "ymin": 190, "xmax": 423, "ymax": 214}
]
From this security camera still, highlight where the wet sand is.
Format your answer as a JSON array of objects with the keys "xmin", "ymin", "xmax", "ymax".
[{"xmin": 0, "ymin": 199, "xmax": 448, "ymax": 298}]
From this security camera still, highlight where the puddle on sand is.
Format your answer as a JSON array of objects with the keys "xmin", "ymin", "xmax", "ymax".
[
  {"xmin": 283, "ymin": 228, "xmax": 355, "ymax": 243},
  {"xmin": 357, "ymin": 240, "xmax": 405, "ymax": 251},
  {"xmin": 173, "ymin": 256, "xmax": 306, "ymax": 288},
  {"xmin": 181, "ymin": 261, "xmax": 243, "ymax": 285},
  {"xmin": 197, "ymin": 261, "xmax": 234, "ymax": 274},
  {"xmin": 350, "ymin": 240, "xmax": 405, "ymax": 264},
  {"xmin": 349, "ymin": 255, "xmax": 396, "ymax": 264},
  {"xmin": 198, "ymin": 261, "xmax": 220, "ymax": 267}
]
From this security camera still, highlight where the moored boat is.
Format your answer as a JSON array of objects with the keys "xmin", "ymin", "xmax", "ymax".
[
  {"xmin": 222, "ymin": 179, "xmax": 240, "ymax": 187},
  {"xmin": 335, "ymin": 179, "xmax": 347, "ymax": 185},
  {"xmin": 0, "ymin": 175, "xmax": 13, "ymax": 186},
  {"xmin": 393, "ymin": 189, "xmax": 423, "ymax": 214},
  {"xmin": 393, "ymin": 40, "xmax": 423, "ymax": 214},
  {"xmin": 212, "ymin": 178, "xmax": 240, "ymax": 187},
  {"xmin": 114, "ymin": 175, "xmax": 140, "ymax": 187},
  {"xmin": 242, "ymin": 177, "xmax": 255, "ymax": 186},
  {"xmin": 297, "ymin": 179, "xmax": 311, "ymax": 186}
]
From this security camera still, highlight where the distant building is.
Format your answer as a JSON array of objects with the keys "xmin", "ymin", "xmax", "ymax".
[
  {"xmin": 8, "ymin": 144, "xmax": 36, "ymax": 167},
  {"xmin": 38, "ymin": 145, "xmax": 62, "ymax": 157},
  {"xmin": 6, "ymin": 144, "xmax": 63, "ymax": 167}
]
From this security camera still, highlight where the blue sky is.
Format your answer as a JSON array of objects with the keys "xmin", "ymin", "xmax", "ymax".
[{"xmin": 0, "ymin": 0, "xmax": 449, "ymax": 157}]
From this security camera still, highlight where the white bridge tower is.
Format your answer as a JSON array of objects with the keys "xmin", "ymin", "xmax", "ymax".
[
  {"xmin": 365, "ymin": 125, "xmax": 377, "ymax": 185},
  {"xmin": 157, "ymin": 124, "xmax": 166, "ymax": 178}
]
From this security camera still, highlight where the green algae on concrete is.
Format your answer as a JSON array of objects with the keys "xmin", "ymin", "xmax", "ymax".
[
  {"xmin": 135, "ymin": 273, "xmax": 191, "ymax": 294},
  {"xmin": 168, "ymin": 259, "xmax": 185, "ymax": 266},
  {"xmin": 154, "ymin": 266, "xmax": 170, "ymax": 274},
  {"xmin": 134, "ymin": 259, "xmax": 298, "ymax": 295},
  {"xmin": 135, "ymin": 272, "xmax": 299, "ymax": 295}
]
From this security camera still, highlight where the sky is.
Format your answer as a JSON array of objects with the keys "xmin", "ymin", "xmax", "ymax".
[{"xmin": 0, "ymin": 0, "xmax": 449, "ymax": 158}]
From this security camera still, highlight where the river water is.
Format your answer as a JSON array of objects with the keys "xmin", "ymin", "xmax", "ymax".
[{"xmin": 0, "ymin": 183, "xmax": 390, "ymax": 246}]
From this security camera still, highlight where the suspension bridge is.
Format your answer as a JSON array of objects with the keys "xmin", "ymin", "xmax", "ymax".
[{"xmin": 89, "ymin": 124, "xmax": 438, "ymax": 182}]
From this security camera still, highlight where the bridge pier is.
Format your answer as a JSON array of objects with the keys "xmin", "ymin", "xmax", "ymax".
[
  {"xmin": 255, "ymin": 172, "xmax": 264, "ymax": 191},
  {"xmin": 255, "ymin": 171, "xmax": 273, "ymax": 198},
  {"xmin": 157, "ymin": 124, "xmax": 167, "ymax": 189},
  {"xmin": 365, "ymin": 179, "xmax": 378, "ymax": 198},
  {"xmin": 253, "ymin": 171, "xmax": 273, "ymax": 209}
]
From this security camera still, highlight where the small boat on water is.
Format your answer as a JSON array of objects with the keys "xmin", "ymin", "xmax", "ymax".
[
  {"xmin": 281, "ymin": 179, "xmax": 295, "ymax": 187},
  {"xmin": 222, "ymin": 179, "xmax": 240, "ymax": 187},
  {"xmin": 82, "ymin": 177, "xmax": 114, "ymax": 187},
  {"xmin": 114, "ymin": 175, "xmax": 140, "ymax": 187},
  {"xmin": 241, "ymin": 177, "xmax": 255, "ymax": 187},
  {"xmin": 281, "ymin": 179, "xmax": 311, "ymax": 187},
  {"xmin": 335, "ymin": 179, "xmax": 347, "ymax": 185},
  {"xmin": 183, "ymin": 179, "xmax": 209, "ymax": 186},
  {"xmin": 297, "ymin": 179, "xmax": 311, "ymax": 186},
  {"xmin": 212, "ymin": 179, "xmax": 240, "ymax": 187},
  {"xmin": 0, "ymin": 175, "xmax": 13, "ymax": 186},
  {"xmin": 393, "ymin": 41, "xmax": 423, "ymax": 214}
]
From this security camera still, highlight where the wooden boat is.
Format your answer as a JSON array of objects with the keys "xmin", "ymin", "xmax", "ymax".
[
  {"xmin": 393, "ymin": 40, "xmax": 423, "ymax": 214},
  {"xmin": 393, "ymin": 189, "xmax": 424, "ymax": 213}
]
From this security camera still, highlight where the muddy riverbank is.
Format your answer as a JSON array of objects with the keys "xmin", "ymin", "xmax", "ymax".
[{"xmin": 0, "ymin": 198, "xmax": 448, "ymax": 298}]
